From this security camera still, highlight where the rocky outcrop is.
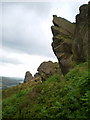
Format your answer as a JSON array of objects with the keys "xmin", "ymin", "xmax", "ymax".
[
  {"xmin": 51, "ymin": 15, "xmax": 75, "ymax": 75},
  {"xmin": 51, "ymin": 2, "xmax": 89, "ymax": 75},
  {"xmin": 36, "ymin": 61, "xmax": 60, "ymax": 81},
  {"xmin": 24, "ymin": 3, "xmax": 89, "ymax": 83},
  {"xmin": 24, "ymin": 71, "xmax": 33, "ymax": 83},
  {"xmin": 73, "ymin": 4, "xmax": 88, "ymax": 63},
  {"xmin": 24, "ymin": 61, "xmax": 60, "ymax": 83}
]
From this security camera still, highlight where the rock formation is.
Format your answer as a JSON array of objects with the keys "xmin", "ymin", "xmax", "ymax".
[
  {"xmin": 51, "ymin": 2, "xmax": 89, "ymax": 75},
  {"xmin": 36, "ymin": 61, "xmax": 60, "ymax": 82},
  {"xmin": 24, "ymin": 61, "xmax": 60, "ymax": 83},
  {"xmin": 24, "ymin": 2, "xmax": 89, "ymax": 83},
  {"xmin": 51, "ymin": 15, "xmax": 75, "ymax": 75},
  {"xmin": 24, "ymin": 71, "xmax": 33, "ymax": 83},
  {"xmin": 73, "ymin": 4, "xmax": 88, "ymax": 63}
]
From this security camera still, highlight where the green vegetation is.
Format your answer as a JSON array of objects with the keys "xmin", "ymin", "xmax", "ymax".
[{"xmin": 2, "ymin": 62, "xmax": 90, "ymax": 119}]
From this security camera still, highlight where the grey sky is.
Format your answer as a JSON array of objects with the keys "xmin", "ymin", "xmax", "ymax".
[
  {"xmin": 1, "ymin": 56, "xmax": 22, "ymax": 65},
  {"xmin": 2, "ymin": 1, "xmax": 88, "ymax": 58},
  {"xmin": 2, "ymin": 2, "xmax": 54, "ymax": 57}
]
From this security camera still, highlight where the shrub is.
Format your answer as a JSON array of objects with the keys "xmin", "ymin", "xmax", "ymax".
[{"xmin": 2, "ymin": 62, "xmax": 89, "ymax": 119}]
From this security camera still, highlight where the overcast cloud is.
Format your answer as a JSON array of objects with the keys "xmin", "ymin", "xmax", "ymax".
[
  {"xmin": 2, "ymin": 2, "xmax": 54, "ymax": 57},
  {"xmin": 0, "ymin": 0, "xmax": 89, "ymax": 78}
]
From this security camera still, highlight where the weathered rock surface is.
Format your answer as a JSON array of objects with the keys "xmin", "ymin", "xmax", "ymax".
[
  {"xmin": 51, "ymin": 2, "xmax": 89, "ymax": 75},
  {"xmin": 51, "ymin": 15, "xmax": 75, "ymax": 75},
  {"xmin": 24, "ymin": 2, "xmax": 89, "ymax": 83},
  {"xmin": 24, "ymin": 71, "xmax": 33, "ymax": 83},
  {"xmin": 36, "ymin": 61, "xmax": 60, "ymax": 81},
  {"xmin": 24, "ymin": 61, "xmax": 60, "ymax": 83},
  {"xmin": 73, "ymin": 4, "xmax": 89, "ymax": 63}
]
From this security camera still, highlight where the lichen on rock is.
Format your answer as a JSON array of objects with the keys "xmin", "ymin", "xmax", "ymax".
[
  {"xmin": 51, "ymin": 15, "xmax": 75, "ymax": 75},
  {"xmin": 36, "ymin": 61, "xmax": 60, "ymax": 81},
  {"xmin": 51, "ymin": 2, "xmax": 89, "ymax": 75}
]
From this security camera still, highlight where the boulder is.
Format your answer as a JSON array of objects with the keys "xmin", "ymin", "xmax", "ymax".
[
  {"xmin": 34, "ymin": 73, "xmax": 42, "ymax": 82},
  {"xmin": 24, "ymin": 71, "xmax": 33, "ymax": 83},
  {"xmin": 36, "ymin": 61, "xmax": 60, "ymax": 81},
  {"xmin": 24, "ymin": 61, "xmax": 60, "ymax": 83},
  {"xmin": 34, "ymin": 73, "xmax": 40, "ymax": 78}
]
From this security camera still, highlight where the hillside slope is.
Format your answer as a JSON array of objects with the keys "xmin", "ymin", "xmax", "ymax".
[
  {"xmin": 0, "ymin": 77, "xmax": 23, "ymax": 90},
  {"xmin": 2, "ymin": 62, "xmax": 90, "ymax": 119}
]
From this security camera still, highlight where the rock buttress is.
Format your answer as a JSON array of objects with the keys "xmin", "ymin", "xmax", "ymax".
[
  {"xmin": 51, "ymin": 15, "xmax": 75, "ymax": 75},
  {"xmin": 51, "ymin": 2, "xmax": 89, "ymax": 75},
  {"xmin": 73, "ymin": 4, "xmax": 89, "ymax": 63}
]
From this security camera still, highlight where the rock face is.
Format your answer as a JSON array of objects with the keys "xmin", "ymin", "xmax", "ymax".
[
  {"xmin": 36, "ymin": 61, "xmax": 60, "ymax": 81},
  {"xmin": 51, "ymin": 15, "xmax": 75, "ymax": 75},
  {"xmin": 24, "ymin": 61, "xmax": 60, "ymax": 83},
  {"xmin": 51, "ymin": 2, "xmax": 89, "ymax": 75},
  {"xmin": 24, "ymin": 71, "xmax": 33, "ymax": 83},
  {"xmin": 73, "ymin": 4, "xmax": 88, "ymax": 63},
  {"xmin": 24, "ymin": 3, "xmax": 89, "ymax": 83}
]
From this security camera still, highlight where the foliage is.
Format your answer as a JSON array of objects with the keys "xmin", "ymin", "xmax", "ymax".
[{"xmin": 2, "ymin": 62, "xmax": 90, "ymax": 119}]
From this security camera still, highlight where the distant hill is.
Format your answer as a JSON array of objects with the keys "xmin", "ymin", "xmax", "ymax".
[{"xmin": 0, "ymin": 76, "xmax": 23, "ymax": 89}]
